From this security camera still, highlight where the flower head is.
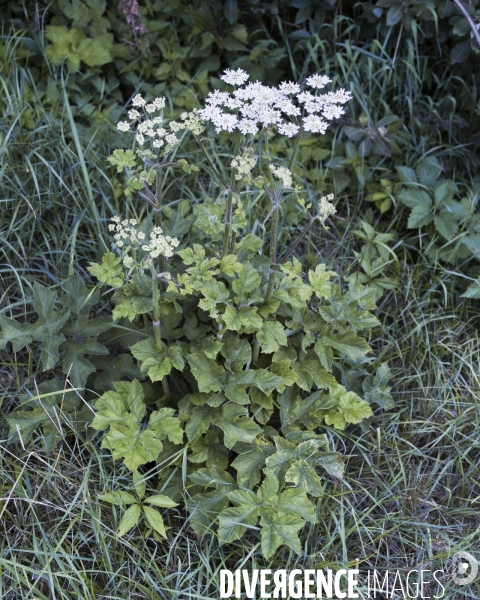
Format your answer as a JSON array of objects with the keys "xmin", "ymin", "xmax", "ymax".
[{"xmin": 220, "ymin": 68, "xmax": 250, "ymax": 86}]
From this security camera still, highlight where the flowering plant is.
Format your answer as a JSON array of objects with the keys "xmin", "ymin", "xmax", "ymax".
[{"xmin": 2, "ymin": 69, "xmax": 392, "ymax": 557}]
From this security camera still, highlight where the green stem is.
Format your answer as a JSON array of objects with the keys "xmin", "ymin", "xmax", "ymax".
[
  {"xmin": 222, "ymin": 189, "xmax": 235, "ymax": 259},
  {"xmin": 150, "ymin": 263, "xmax": 169, "ymax": 395},
  {"xmin": 288, "ymin": 130, "xmax": 303, "ymax": 171},
  {"xmin": 154, "ymin": 171, "xmax": 166, "ymax": 275}
]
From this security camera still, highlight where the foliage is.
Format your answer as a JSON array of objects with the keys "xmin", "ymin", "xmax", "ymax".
[{"xmin": 1, "ymin": 70, "xmax": 393, "ymax": 557}]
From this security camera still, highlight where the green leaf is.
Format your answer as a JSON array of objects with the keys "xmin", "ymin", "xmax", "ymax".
[
  {"xmin": 187, "ymin": 352, "xmax": 224, "ymax": 393},
  {"xmin": 0, "ymin": 316, "xmax": 32, "ymax": 352},
  {"xmin": 232, "ymin": 438, "xmax": 274, "ymax": 488},
  {"xmin": 285, "ymin": 459, "xmax": 324, "ymax": 497},
  {"xmin": 104, "ymin": 423, "xmax": 164, "ymax": 470},
  {"xmin": 189, "ymin": 464, "xmax": 235, "ymax": 488},
  {"xmin": 130, "ymin": 339, "xmax": 182, "ymax": 383},
  {"xmin": 232, "ymin": 263, "xmax": 261, "ymax": 303},
  {"xmin": 396, "ymin": 166, "xmax": 417, "ymax": 184},
  {"xmin": 99, "ymin": 491, "xmax": 136, "ymax": 505},
  {"xmin": 308, "ymin": 264, "xmax": 335, "ymax": 299},
  {"xmin": 184, "ymin": 405, "xmax": 212, "ymax": 442},
  {"xmin": 107, "ymin": 149, "xmax": 137, "ymax": 173},
  {"xmin": 434, "ymin": 212, "xmax": 458, "ymax": 240},
  {"xmin": 260, "ymin": 509, "xmax": 303, "ymax": 558},
  {"xmin": 398, "ymin": 188, "xmax": 432, "ymax": 209},
  {"xmin": 143, "ymin": 494, "xmax": 179, "ymax": 509},
  {"xmin": 5, "ymin": 378, "xmax": 83, "ymax": 452},
  {"xmin": 223, "ymin": 305, "xmax": 263, "ymax": 332},
  {"xmin": 318, "ymin": 331, "xmax": 371, "ymax": 360},
  {"xmin": 416, "ymin": 157, "xmax": 442, "ymax": 187},
  {"xmin": 407, "ymin": 204, "xmax": 433, "ymax": 228},
  {"xmin": 189, "ymin": 430, "xmax": 229, "ymax": 470},
  {"xmin": 188, "ymin": 490, "xmax": 230, "ymax": 537},
  {"xmin": 60, "ymin": 276, "xmax": 100, "ymax": 313},
  {"xmin": 217, "ymin": 504, "xmax": 260, "ymax": 543},
  {"xmin": 223, "ymin": 369, "xmax": 283, "ymax": 405},
  {"xmin": 117, "ymin": 504, "xmax": 141, "ymax": 536},
  {"xmin": 340, "ymin": 392, "xmax": 373, "ymax": 423},
  {"xmin": 275, "ymin": 487, "xmax": 316, "ymax": 522},
  {"xmin": 142, "ymin": 505, "xmax": 167, "ymax": 537},
  {"xmin": 61, "ymin": 338, "xmax": 108, "ymax": 389},
  {"xmin": 88, "ymin": 252, "xmax": 124, "ymax": 288},
  {"xmin": 386, "ymin": 4, "xmax": 403, "ymax": 26},
  {"xmin": 112, "ymin": 274, "xmax": 153, "ymax": 322},
  {"xmin": 315, "ymin": 452, "xmax": 345, "ymax": 478},
  {"xmin": 220, "ymin": 254, "xmax": 243, "ymax": 277},
  {"xmin": 217, "ymin": 404, "xmax": 262, "ymax": 449},
  {"xmin": 461, "ymin": 278, "xmax": 480, "ymax": 299},
  {"xmin": 256, "ymin": 321, "xmax": 287, "ymax": 354},
  {"xmin": 148, "ymin": 408, "xmax": 184, "ymax": 445},
  {"xmin": 362, "ymin": 363, "xmax": 394, "ymax": 409},
  {"xmin": 78, "ymin": 33, "xmax": 113, "ymax": 67},
  {"xmin": 45, "ymin": 26, "xmax": 86, "ymax": 70},
  {"xmin": 221, "ymin": 334, "xmax": 252, "ymax": 372}
]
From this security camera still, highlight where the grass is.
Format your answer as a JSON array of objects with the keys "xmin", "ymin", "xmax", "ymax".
[{"xmin": 1, "ymin": 12, "xmax": 480, "ymax": 600}]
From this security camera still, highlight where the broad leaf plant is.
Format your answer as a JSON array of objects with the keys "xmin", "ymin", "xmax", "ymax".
[{"xmin": 2, "ymin": 69, "xmax": 392, "ymax": 558}]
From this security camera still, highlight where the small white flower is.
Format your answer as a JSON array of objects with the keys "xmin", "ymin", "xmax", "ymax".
[
  {"xmin": 213, "ymin": 112, "xmax": 238, "ymax": 133},
  {"xmin": 269, "ymin": 165, "xmax": 293, "ymax": 188},
  {"xmin": 220, "ymin": 68, "xmax": 250, "ymax": 86},
  {"xmin": 279, "ymin": 81, "xmax": 300, "ymax": 94},
  {"xmin": 303, "ymin": 115, "xmax": 328, "ymax": 134},
  {"xmin": 136, "ymin": 133, "xmax": 145, "ymax": 145},
  {"xmin": 108, "ymin": 224, "xmax": 116, "ymax": 231},
  {"xmin": 237, "ymin": 119, "xmax": 258, "ymax": 135},
  {"xmin": 154, "ymin": 97, "xmax": 166, "ymax": 110},
  {"xmin": 278, "ymin": 122, "xmax": 300, "ymax": 137},
  {"xmin": 152, "ymin": 139, "xmax": 164, "ymax": 148},
  {"xmin": 145, "ymin": 103, "xmax": 157, "ymax": 113},
  {"xmin": 138, "ymin": 232, "xmax": 145, "ymax": 240},
  {"xmin": 129, "ymin": 219, "xmax": 137, "ymax": 225},
  {"xmin": 231, "ymin": 147, "xmax": 257, "ymax": 180},
  {"xmin": 318, "ymin": 194, "xmax": 336, "ymax": 223},
  {"xmin": 116, "ymin": 240, "xmax": 124, "ymax": 248},
  {"xmin": 205, "ymin": 90, "xmax": 231, "ymax": 106},
  {"xmin": 306, "ymin": 74, "xmax": 332, "ymax": 89},
  {"xmin": 322, "ymin": 104, "xmax": 345, "ymax": 120},
  {"xmin": 128, "ymin": 109, "xmax": 140, "ymax": 120},
  {"xmin": 117, "ymin": 121, "xmax": 130, "ymax": 132},
  {"xmin": 123, "ymin": 256, "xmax": 134, "ymax": 268},
  {"xmin": 169, "ymin": 120, "xmax": 184, "ymax": 133},
  {"xmin": 132, "ymin": 94, "xmax": 146, "ymax": 107}
]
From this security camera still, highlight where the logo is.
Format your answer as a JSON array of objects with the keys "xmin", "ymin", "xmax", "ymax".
[{"xmin": 452, "ymin": 551, "xmax": 478, "ymax": 586}]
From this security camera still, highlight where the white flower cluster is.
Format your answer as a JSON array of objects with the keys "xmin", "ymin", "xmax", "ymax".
[
  {"xmin": 231, "ymin": 147, "xmax": 257, "ymax": 181},
  {"xmin": 269, "ymin": 165, "xmax": 293, "ymax": 189},
  {"xmin": 117, "ymin": 94, "xmax": 180, "ymax": 152},
  {"xmin": 109, "ymin": 216, "xmax": 179, "ymax": 264},
  {"xmin": 195, "ymin": 68, "xmax": 352, "ymax": 137},
  {"xmin": 142, "ymin": 226, "xmax": 180, "ymax": 259},
  {"xmin": 317, "ymin": 194, "xmax": 336, "ymax": 223}
]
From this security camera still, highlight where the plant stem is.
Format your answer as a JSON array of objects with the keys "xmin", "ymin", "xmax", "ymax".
[
  {"xmin": 155, "ymin": 171, "xmax": 166, "ymax": 275},
  {"xmin": 222, "ymin": 189, "xmax": 235, "ymax": 259},
  {"xmin": 149, "ymin": 263, "xmax": 169, "ymax": 395}
]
